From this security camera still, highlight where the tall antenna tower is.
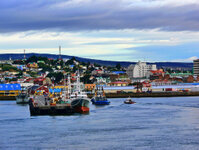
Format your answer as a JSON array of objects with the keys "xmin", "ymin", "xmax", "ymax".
[
  {"xmin": 24, "ymin": 49, "xmax": 26, "ymax": 60},
  {"xmin": 59, "ymin": 46, "xmax": 61, "ymax": 60}
]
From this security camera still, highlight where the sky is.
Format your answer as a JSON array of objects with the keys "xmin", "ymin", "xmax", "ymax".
[{"xmin": 1, "ymin": 0, "xmax": 199, "ymax": 62}]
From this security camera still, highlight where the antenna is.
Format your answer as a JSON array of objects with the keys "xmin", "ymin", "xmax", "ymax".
[
  {"xmin": 24, "ymin": 49, "xmax": 26, "ymax": 60},
  {"xmin": 59, "ymin": 46, "xmax": 61, "ymax": 60}
]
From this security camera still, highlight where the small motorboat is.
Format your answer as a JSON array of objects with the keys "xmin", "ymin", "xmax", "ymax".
[{"xmin": 124, "ymin": 98, "xmax": 136, "ymax": 104}]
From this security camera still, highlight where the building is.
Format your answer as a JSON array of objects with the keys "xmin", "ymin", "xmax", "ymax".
[
  {"xmin": 85, "ymin": 84, "xmax": 96, "ymax": 91},
  {"xmin": 127, "ymin": 61, "xmax": 157, "ymax": 79},
  {"xmin": 27, "ymin": 62, "xmax": 38, "ymax": 69},
  {"xmin": 92, "ymin": 70, "xmax": 104, "ymax": 75},
  {"xmin": 108, "ymin": 81, "xmax": 128, "ymax": 87},
  {"xmin": 0, "ymin": 84, "xmax": 21, "ymax": 96},
  {"xmin": 194, "ymin": 59, "xmax": 199, "ymax": 76},
  {"xmin": 147, "ymin": 69, "xmax": 165, "ymax": 80}
]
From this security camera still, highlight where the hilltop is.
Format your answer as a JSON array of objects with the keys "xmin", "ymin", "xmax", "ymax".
[{"xmin": 0, "ymin": 53, "xmax": 193, "ymax": 69}]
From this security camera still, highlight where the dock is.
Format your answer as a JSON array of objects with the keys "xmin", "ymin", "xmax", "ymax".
[
  {"xmin": 0, "ymin": 96, "xmax": 16, "ymax": 100},
  {"xmin": 88, "ymin": 91, "xmax": 199, "ymax": 98}
]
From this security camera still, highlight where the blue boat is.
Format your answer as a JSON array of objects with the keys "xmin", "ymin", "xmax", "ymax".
[{"xmin": 91, "ymin": 86, "xmax": 110, "ymax": 105}]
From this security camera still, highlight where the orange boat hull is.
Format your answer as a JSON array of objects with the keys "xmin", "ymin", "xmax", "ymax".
[{"xmin": 75, "ymin": 106, "xmax": 89, "ymax": 113}]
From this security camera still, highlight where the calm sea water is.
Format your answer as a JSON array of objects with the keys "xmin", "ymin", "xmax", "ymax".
[{"xmin": 1, "ymin": 97, "xmax": 199, "ymax": 150}]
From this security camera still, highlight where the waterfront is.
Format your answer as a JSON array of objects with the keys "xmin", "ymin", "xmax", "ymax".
[{"xmin": 1, "ymin": 97, "xmax": 199, "ymax": 150}]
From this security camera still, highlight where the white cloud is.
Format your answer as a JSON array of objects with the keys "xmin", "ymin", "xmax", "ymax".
[
  {"xmin": 171, "ymin": 56, "xmax": 198, "ymax": 62},
  {"xmin": 0, "ymin": 29, "xmax": 199, "ymax": 62}
]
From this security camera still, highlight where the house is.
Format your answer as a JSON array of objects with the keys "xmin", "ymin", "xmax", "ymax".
[
  {"xmin": 37, "ymin": 61, "xmax": 45, "ymax": 64},
  {"xmin": 27, "ymin": 62, "xmax": 38, "ymax": 68},
  {"xmin": 185, "ymin": 75, "xmax": 194, "ymax": 83},
  {"xmin": 92, "ymin": 70, "xmax": 104, "ymax": 75},
  {"xmin": 108, "ymin": 81, "xmax": 128, "ymax": 87},
  {"xmin": 85, "ymin": 84, "xmax": 96, "ymax": 91},
  {"xmin": 34, "ymin": 77, "xmax": 46, "ymax": 85},
  {"xmin": 148, "ymin": 69, "xmax": 165, "ymax": 80}
]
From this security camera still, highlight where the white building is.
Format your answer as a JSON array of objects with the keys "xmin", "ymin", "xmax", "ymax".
[
  {"xmin": 194, "ymin": 59, "xmax": 199, "ymax": 76},
  {"xmin": 127, "ymin": 61, "xmax": 157, "ymax": 79}
]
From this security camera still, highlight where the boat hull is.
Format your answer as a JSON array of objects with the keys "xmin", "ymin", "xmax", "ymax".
[
  {"xmin": 16, "ymin": 95, "xmax": 29, "ymax": 104},
  {"xmin": 29, "ymin": 96, "xmax": 74, "ymax": 116},
  {"xmin": 71, "ymin": 98, "xmax": 90, "ymax": 113},
  {"xmin": 91, "ymin": 97, "xmax": 110, "ymax": 105},
  {"xmin": 91, "ymin": 98, "xmax": 110, "ymax": 105},
  {"xmin": 124, "ymin": 101, "xmax": 136, "ymax": 104}
]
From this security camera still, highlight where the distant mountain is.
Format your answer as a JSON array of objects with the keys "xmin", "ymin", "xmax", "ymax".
[{"xmin": 0, "ymin": 53, "xmax": 193, "ymax": 69}]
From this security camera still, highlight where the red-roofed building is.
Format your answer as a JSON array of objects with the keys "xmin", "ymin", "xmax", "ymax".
[
  {"xmin": 25, "ymin": 78, "xmax": 34, "ymax": 83},
  {"xmin": 148, "ymin": 69, "xmax": 165, "ymax": 80},
  {"xmin": 34, "ymin": 77, "xmax": 46, "ymax": 85},
  {"xmin": 142, "ymin": 81, "xmax": 151, "ymax": 87}
]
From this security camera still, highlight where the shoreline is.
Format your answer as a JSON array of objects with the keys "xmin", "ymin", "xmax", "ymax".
[
  {"xmin": 87, "ymin": 92, "xmax": 199, "ymax": 98},
  {"xmin": 1, "ymin": 92, "xmax": 199, "ymax": 101}
]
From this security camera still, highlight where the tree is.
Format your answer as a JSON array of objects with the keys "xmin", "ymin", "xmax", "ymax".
[
  {"xmin": 47, "ymin": 72, "xmax": 64, "ymax": 84},
  {"xmin": 81, "ymin": 74, "xmax": 92, "ymax": 84},
  {"xmin": 2, "ymin": 64, "xmax": 18, "ymax": 72},
  {"xmin": 94, "ymin": 63, "xmax": 101, "ymax": 67},
  {"xmin": 38, "ymin": 63, "xmax": 53, "ymax": 72},
  {"xmin": 26, "ymin": 55, "xmax": 49, "ymax": 64},
  {"xmin": 26, "ymin": 55, "xmax": 38, "ymax": 63},
  {"xmin": 72, "ymin": 66, "xmax": 78, "ymax": 73},
  {"xmin": 116, "ymin": 63, "xmax": 121, "ymax": 70}
]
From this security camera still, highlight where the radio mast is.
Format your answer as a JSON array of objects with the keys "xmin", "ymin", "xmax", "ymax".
[
  {"xmin": 24, "ymin": 49, "xmax": 26, "ymax": 60},
  {"xmin": 59, "ymin": 46, "xmax": 61, "ymax": 60}
]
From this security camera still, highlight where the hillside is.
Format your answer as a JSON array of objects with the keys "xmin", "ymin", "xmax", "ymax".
[{"xmin": 0, "ymin": 53, "xmax": 193, "ymax": 69}]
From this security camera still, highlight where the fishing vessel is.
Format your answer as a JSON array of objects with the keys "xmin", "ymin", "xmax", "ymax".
[
  {"xmin": 16, "ymin": 86, "xmax": 29, "ymax": 104},
  {"xmin": 29, "ymin": 73, "xmax": 90, "ymax": 115},
  {"xmin": 69, "ymin": 73, "xmax": 90, "ymax": 113},
  {"xmin": 91, "ymin": 85, "xmax": 110, "ymax": 105}
]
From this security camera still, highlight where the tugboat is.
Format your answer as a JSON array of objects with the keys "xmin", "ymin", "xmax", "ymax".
[
  {"xmin": 124, "ymin": 97, "xmax": 136, "ymax": 104},
  {"xmin": 91, "ymin": 85, "xmax": 110, "ymax": 105},
  {"xmin": 16, "ymin": 86, "xmax": 29, "ymax": 104}
]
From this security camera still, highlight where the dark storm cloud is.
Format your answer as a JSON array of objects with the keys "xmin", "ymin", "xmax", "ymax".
[{"xmin": 0, "ymin": 0, "xmax": 199, "ymax": 33}]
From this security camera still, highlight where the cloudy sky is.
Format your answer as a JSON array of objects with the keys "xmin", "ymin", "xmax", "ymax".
[{"xmin": 1, "ymin": 0, "xmax": 199, "ymax": 62}]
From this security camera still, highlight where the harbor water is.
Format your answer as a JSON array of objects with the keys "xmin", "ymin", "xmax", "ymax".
[{"xmin": 1, "ymin": 97, "xmax": 199, "ymax": 150}]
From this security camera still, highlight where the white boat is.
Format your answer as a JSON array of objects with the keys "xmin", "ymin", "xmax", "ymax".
[
  {"xmin": 124, "ymin": 97, "xmax": 136, "ymax": 104},
  {"xmin": 69, "ymin": 73, "xmax": 90, "ymax": 113},
  {"xmin": 16, "ymin": 87, "xmax": 29, "ymax": 104}
]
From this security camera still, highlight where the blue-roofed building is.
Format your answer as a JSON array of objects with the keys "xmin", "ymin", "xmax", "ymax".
[
  {"xmin": 0, "ymin": 84, "xmax": 21, "ymax": 97},
  {"xmin": 69, "ymin": 65, "xmax": 74, "ymax": 68},
  {"xmin": 112, "ymin": 71, "xmax": 125, "ymax": 75}
]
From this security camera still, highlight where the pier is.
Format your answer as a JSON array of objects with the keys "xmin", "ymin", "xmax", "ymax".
[{"xmin": 88, "ymin": 91, "xmax": 199, "ymax": 98}]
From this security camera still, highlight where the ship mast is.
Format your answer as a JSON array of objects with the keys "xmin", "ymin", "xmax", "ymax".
[
  {"xmin": 67, "ymin": 75, "xmax": 71, "ymax": 97},
  {"xmin": 76, "ymin": 71, "xmax": 81, "ymax": 94}
]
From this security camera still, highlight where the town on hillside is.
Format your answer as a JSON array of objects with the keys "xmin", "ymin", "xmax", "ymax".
[{"xmin": 0, "ymin": 55, "xmax": 198, "ymax": 95}]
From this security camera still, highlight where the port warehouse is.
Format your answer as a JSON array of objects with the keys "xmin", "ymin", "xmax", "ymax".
[
  {"xmin": 0, "ymin": 83, "xmax": 199, "ymax": 98},
  {"xmin": 103, "ymin": 83, "xmax": 199, "ymax": 93},
  {"xmin": 0, "ymin": 84, "xmax": 21, "ymax": 96}
]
